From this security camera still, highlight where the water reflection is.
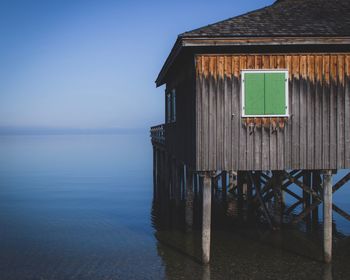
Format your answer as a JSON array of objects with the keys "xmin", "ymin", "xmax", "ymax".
[{"xmin": 151, "ymin": 168, "xmax": 350, "ymax": 279}]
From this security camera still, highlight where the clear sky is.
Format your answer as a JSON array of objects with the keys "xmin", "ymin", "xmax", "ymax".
[{"xmin": 0, "ymin": 0, "xmax": 274, "ymax": 130}]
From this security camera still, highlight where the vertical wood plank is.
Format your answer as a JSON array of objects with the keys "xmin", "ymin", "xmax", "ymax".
[
  {"xmin": 345, "ymin": 55, "xmax": 350, "ymax": 167},
  {"xmin": 203, "ymin": 56, "xmax": 210, "ymax": 170},
  {"xmin": 337, "ymin": 55, "xmax": 345, "ymax": 168},
  {"xmin": 232, "ymin": 56, "xmax": 240, "ymax": 170},
  {"xmin": 285, "ymin": 55, "xmax": 292, "ymax": 169},
  {"xmin": 330, "ymin": 55, "xmax": 338, "ymax": 169},
  {"xmin": 208, "ymin": 56, "xmax": 217, "ymax": 170},
  {"xmin": 291, "ymin": 55, "xmax": 300, "ymax": 169},
  {"xmin": 239, "ymin": 55, "xmax": 247, "ymax": 170},
  {"xmin": 315, "ymin": 55, "xmax": 323, "ymax": 170},
  {"xmin": 224, "ymin": 56, "xmax": 232, "ymax": 171},
  {"xmin": 322, "ymin": 55, "xmax": 330, "ymax": 169},
  {"xmin": 306, "ymin": 55, "xmax": 315, "ymax": 169},
  {"xmin": 217, "ymin": 56, "xmax": 225, "ymax": 170}
]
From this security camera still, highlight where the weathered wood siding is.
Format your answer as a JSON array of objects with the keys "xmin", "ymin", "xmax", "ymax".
[
  {"xmin": 195, "ymin": 54, "xmax": 350, "ymax": 171},
  {"xmin": 165, "ymin": 60, "xmax": 196, "ymax": 167}
]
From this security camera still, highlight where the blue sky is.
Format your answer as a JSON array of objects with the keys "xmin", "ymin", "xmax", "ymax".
[{"xmin": 0, "ymin": 0, "xmax": 273, "ymax": 130}]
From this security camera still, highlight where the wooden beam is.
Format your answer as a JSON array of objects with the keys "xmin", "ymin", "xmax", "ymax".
[
  {"xmin": 283, "ymin": 171, "xmax": 321, "ymax": 201},
  {"xmin": 253, "ymin": 174, "xmax": 274, "ymax": 203},
  {"xmin": 333, "ymin": 204, "xmax": 350, "ymax": 222},
  {"xmin": 249, "ymin": 172, "xmax": 275, "ymax": 230},
  {"xmin": 332, "ymin": 172, "xmax": 350, "ymax": 193},
  {"xmin": 291, "ymin": 201, "xmax": 320, "ymax": 224},
  {"xmin": 282, "ymin": 186, "xmax": 303, "ymax": 201},
  {"xmin": 282, "ymin": 170, "xmax": 304, "ymax": 189},
  {"xmin": 285, "ymin": 200, "xmax": 303, "ymax": 215}
]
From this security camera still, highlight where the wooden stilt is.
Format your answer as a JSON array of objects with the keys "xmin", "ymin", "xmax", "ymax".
[
  {"xmin": 303, "ymin": 171, "xmax": 311, "ymax": 227},
  {"xmin": 228, "ymin": 171, "xmax": 234, "ymax": 193},
  {"xmin": 202, "ymin": 174, "xmax": 212, "ymax": 264},
  {"xmin": 194, "ymin": 173, "xmax": 198, "ymax": 199},
  {"xmin": 273, "ymin": 171, "xmax": 283, "ymax": 226},
  {"xmin": 160, "ymin": 151, "xmax": 164, "ymax": 198},
  {"xmin": 181, "ymin": 165, "xmax": 186, "ymax": 200},
  {"xmin": 222, "ymin": 171, "xmax": 227, "ymax": 200},
  {"xmin": 237, "ymin": 171, "xmax": 244, "ymax": 202},
  {"xmin": 153, "ymin": 147, "xmax": 157, "ymax": 198},
  {"xmin": 175, "ymin": 161, "xmax": 181, "ymax": 205},
  {"xmin": 185, "ymin": 169, "xmax": 194, "ymax": 229},
  {"xmin": 164, "ymin": 152, "xmax": 170, "ymax": 199},
  {"xmin": 312, "ymin": 171, "xmax": 321, "ymax": 227},
  {"xmin": 199, "ymin": 176, "xmax": 203, "ymax": 201},
  {"xmin": 156, "ymin": 148, "xmax": 160, "ymax": 200},
  {"xmin": 211, "ymin": 177, "xmax": 214, "ymax": 197},
  {"xmin": 323, "ymin": 170, "xmax": 333, "ymax": 263}
]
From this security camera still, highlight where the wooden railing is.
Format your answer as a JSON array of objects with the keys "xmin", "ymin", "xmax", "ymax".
[{"xmin": 150, "ymin": 124, "xmax": 165, "ymax": 145}]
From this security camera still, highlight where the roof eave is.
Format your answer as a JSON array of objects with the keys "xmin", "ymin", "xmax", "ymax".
[
  {"xmin": 155, "ymin": 38, "xmax": 183, "ymax": 87},
  {"xmin": 155, "ymin": 36, "xmax": 350, "ymax": 87},
  {"xmin": 182, "ymin": 36, "xmax": 350, "ymax": 46}
]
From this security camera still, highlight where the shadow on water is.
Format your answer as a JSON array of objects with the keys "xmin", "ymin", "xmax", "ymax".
[{"xmin": 151, "ymin": 185, "xmax": 350, "ymax": 280}]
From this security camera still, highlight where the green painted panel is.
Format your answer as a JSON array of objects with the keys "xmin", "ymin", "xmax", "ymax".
[
  {"xmin": 244, "ymin": 73, "xmax": 265, "ymax": 115},
  {"xmin": 264, "ymin": 73, "xmax": 286, "ymax": 115}
]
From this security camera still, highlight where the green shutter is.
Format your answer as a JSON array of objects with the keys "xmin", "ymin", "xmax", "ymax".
[
  {"xmin": 244, "ymin": 73, "xmax": 265, "ymax": 115},
  {"xmin": 264, "ymin": 73, "xmax": 286, "ymax": 115}
]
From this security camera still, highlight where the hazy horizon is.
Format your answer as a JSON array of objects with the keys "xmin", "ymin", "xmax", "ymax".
[
  {"xmin": 0, "ymin": 0, "xmax": 274, "ymax": 129},
  {"xmin": 0, "ymin": 125, "xmax": 148, "ymax": 135}
]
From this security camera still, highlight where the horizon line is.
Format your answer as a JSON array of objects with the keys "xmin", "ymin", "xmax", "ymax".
[{"xmin": 0, "ymin": 126, "xmax": 148, "ymax": 135}]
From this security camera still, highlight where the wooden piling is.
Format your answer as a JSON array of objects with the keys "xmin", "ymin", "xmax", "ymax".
[
  {"xmin": 174, "ymin": 161, "xmax": 181, "ymax": 205},
  {"xmin": 273, "ymin": 171, "xmax": 283, "ymax": 226},
  {"xmin": 228, "ymin": 171, "xmax": 234, "ymax": 193},
  {"xmin": 155, "ymin": 148, "xmax": 160, "ymax": 199},
  {"xmin": 222, "ymin": 171, "xmax": 227, "ymax": 200},
  {"xmin": 194, "ymin": 173, "xmax": 198, "ymax": 199},
  {"xmin": 164, "ymin": 152, "xmax": 170, "ymax": 199},
  {"xmin": 323, "ymin": 170, "xmax": 333, "ymax": 263},
  {"xmin": 312, "ymin": 171, "xmax": 321, "ymax": 227},
  {"xmin": 303, "ymin": 171, "xmax": 311, "ymax": 227},
  {"xmin": 185, "ymin": 168, "xmax": 194, "ymax": 228},
  {"xmin": 237, "ymin": 171, "xmax": 244, "ymax": 202},
  {"xmin": 153, "ymin": 147, "xmax": 157, "ymax": 197},
  {"xmin": 202, "ymin": 174, "xmax": 212, "ymax": 264}
]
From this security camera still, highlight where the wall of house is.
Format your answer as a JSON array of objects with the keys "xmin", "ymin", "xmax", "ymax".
[
  {"xmin": 195, "ymin": 53, "xmax": 350, "ymax": 171},
  {"xmin": 164, "ymin": 59, "xmax": 196, "ymax": 168}
]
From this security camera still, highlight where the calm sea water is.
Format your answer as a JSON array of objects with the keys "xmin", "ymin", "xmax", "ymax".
[{"xmin": 0, "ymin": 134, "xmax": 349, "ymax": 280}]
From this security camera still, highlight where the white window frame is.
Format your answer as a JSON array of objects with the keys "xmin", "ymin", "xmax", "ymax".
[{"xmin": 241, "ymin": 69, "xmax": 289, "ymax": 118}]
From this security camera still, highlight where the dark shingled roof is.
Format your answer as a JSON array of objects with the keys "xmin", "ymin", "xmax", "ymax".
[{"xmin": 180, "ymin": 0, "xmax": 350, "ymax": 38}]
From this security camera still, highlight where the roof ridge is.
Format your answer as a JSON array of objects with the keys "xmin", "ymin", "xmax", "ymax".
[{"xmin": 178, "ymin": 0, "xmax": 350, "ymax": 38}]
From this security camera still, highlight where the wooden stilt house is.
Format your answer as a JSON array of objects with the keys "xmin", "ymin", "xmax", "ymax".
[{"xmin": 151, "ymin": 0, "xmax": 350, "ymax": 264}]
